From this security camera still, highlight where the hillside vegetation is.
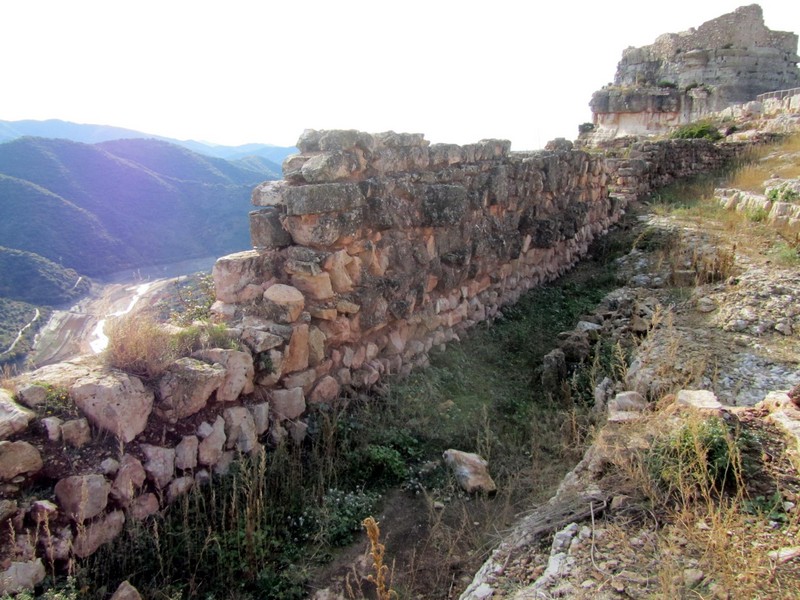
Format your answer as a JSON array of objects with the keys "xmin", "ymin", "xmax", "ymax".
[{"xmin": 0, "ymin": 137, "xmax": 276, "ymax": 278}]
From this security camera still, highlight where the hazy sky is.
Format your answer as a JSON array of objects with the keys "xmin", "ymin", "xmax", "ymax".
[{"xmin": 3, "ymin": 1, "xmax": 799, "ymax": 150}]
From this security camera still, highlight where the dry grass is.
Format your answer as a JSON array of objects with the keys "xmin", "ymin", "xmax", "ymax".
[
  {"xmin": 726, "ymin": 133, "xmax": 800, "ymax": 193},
  {"xmin": 596, "ymin": 403, "xmax": 800, "ymax": 599},
  {"xmin": 103, "ymin": 314, "xmax": 176, "ymax": 379}
]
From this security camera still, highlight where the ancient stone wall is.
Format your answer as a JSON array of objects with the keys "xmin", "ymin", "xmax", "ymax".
[
  {"xmin": 211, "ymin": 130, "xmax": 615, "ymax": 406},
  {"xmin": 0, "ymin": 131, "xmax": 757, "ymax": 589}
]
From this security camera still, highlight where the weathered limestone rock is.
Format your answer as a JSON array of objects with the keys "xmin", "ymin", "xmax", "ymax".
[
  {"xmin": 198, "ymin": 416, "xmax": 227, "ymax": 466},
  {"xmin": 0, "ymin": 559, "xmax": 45, "ymax": 595},
  {"xmin": 156, "ymin": 357, "xmax": 226, "ymax": 422},
  {"xmin": 251, "ymin": 402, "xmax": 271, "ymax": 435},
  {"xmin": 283, "ymin": 183, "xmax": 365, "ymax": 216},
  {"xmin": 110, "ymin": 580, "xmax": 143, "ymax": 600},
  {"xmin": 175, "ymin": 435, "xmax": 199, "ymax": 470},
  {"xmin": 72, "ymin": 510, "xmax": 125, "ymax": 558},
  {"xmin": 0, "ymin": 390, "xmax": 35, "ymax": 440},
  {"xmin": 30, "ymin": 500, "xmax": 58, "ymax": 524},
  {"xmin": 223, "ymin": 406, "xmax": 257, "ymax": 453},
  {"xmin": 676, "ymin": 389, "xmax": 723, "ymax": 412},
  {"xmin": 250, "ymin": 207, "xmax": 292, "ymax": 249},
  {"xmin": 443, "ymin": 449, "xmax": 496, "ymax": 494},
  {"xmin": 61, "ymin": 418, "xmax": 91, "ymax": 448},
  {"xmin": 309, "ymin": 375, "xmax": 340, "ymax": 404},
  {"xmin": 167, "ymin": 476, "xmax": 194, "ymax": 503},
  {"xmin": 14, "ymin": 384, "xmax": 47, "ymax": 408},
  {"xmin": 283, "ymin": 324, "xmax": 310, "ymax": 373},
  {"xmin": 54, "ymin": 474, "xmax": 110, "ymax": 522},
  {"xmin": 140, "ymin": 444, "xmax": 175, "ymax": 489},
  {"xmin": 111, "ymin": 455, "xmax": 146, "ymax": 505},
  {"xmin": 129, "ymin": 493, "xmax": 159, "ymax": 521},
  {"xmin": 0, "ymin": 441, "xmax": 43, "ymax": 481},
  {"xmin": 271, "ymin": 388, "xmax": 306, "ymax": 420},
  {"xmin": 262, "ymin": 283, "xmax": 306, "ymax": 323},
  {"xmin": 71, "ymin": 370, "xmax": 154, "ymax": 443},
  {"xmin": 193, "ymin": 349, "xmax": 255, "ymax": 402},
  {"xmin": 213, "ymin": 250, "xmax": 274, "ymax": 304},
  {"xmin": 41, "ymin": 416, "xmax": 63, "ymax": 442}
]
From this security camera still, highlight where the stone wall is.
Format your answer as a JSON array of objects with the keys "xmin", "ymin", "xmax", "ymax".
[
  {"xmin": 211, "ymin": 130, "xmax": 615, "ymax": 405},
  {"xmin": 0, "ymin": 131, "xmax": 756, "ymax": 589}
]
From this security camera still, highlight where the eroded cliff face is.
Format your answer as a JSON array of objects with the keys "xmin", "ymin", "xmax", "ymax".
[{"xmin": 589, "ymin": 4, "xmax": 800, "ymax": 141}]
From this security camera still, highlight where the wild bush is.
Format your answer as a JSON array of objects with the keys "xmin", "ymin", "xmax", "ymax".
[
  {"xmin": 104, "ymin": 315, "xmax": 175, "ymax": 379},
  {"xmin": 670, "ymin": 121, "xmax": 723, "ymax": 141}
]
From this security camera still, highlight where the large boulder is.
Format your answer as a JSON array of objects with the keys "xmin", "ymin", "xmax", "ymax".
[
  {"xmin": 156, "ymin": 358, "xmax": 226, "ymax": 422},
  {"xmin": 193, "ymin": 349, "xmax": 255, "ymax": 402},
  {"xmin": 0, "ymin": 390, "xmax": 35, "ymax": 440},
  {"xmin": 71, "ymin": 370, "xmax": 154, "ymax": 443},
  {"xmin": 54, "ymin": 474, "xmax": 110, "ymax": 522},
  {"xmin": 442, "ymin": 449, "xmax": 497, "ymax": 494},
  {"xmin": 0, "ymin": 441, "xmax": 43, "ymax": 481}
]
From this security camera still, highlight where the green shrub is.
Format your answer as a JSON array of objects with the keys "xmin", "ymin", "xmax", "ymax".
[
  {"xmin": 646, "ymin": 415, "xmax": 752, "ymax": 499},
  {"xmin": 670, "ymin": 121, "xmax": 723, "ymax": 141},
  {"xmin": 657, "ymin": 80, "xmax": 678, "ymax": 89}
]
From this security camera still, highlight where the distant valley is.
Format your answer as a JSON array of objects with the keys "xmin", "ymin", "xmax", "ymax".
[{"xmin": 0, "ymin": 119, "xmax": 295, "ymax": 365}]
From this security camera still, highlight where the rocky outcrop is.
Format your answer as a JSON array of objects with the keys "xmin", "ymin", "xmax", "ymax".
[
  {"xmin": 443, "ymin": 449, "xmax": 497, "ymax": 494},
  {"xmin": 588, "ymin": 5, "xmax": 800, "ymax": 141}
]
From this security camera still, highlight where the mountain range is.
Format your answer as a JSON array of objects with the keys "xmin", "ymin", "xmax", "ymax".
[{"xmin": 0, "ymin": 119, "xmax": 296, "ymax": 164}]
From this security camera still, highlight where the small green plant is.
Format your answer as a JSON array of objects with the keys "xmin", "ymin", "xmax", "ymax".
[
  {"xmin": 1, "ymin": 577, "xmax": 80, "ymax": 600},
  {"xmin": 744, "ymin": 206, "xmax": 770, "ymax": 222},
  {"xmin": 578, "ymin": 122, "xmax": 595, "ymax": 134},
  {"xmin": 657, "ymin": 80, "xmax": 678, "ymax": 89},
  {"xmin": 646, "ymin": 415, "xmax": 752, "ymax": 500},
  {"xmin": 670, "ymin": 121, "xmax": 723, "ymax": 141},
  {"xmin": 766, "ymin": 185, "xmax": 800, "ymax": 203}
]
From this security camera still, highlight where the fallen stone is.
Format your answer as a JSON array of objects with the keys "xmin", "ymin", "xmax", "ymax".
[
  {"xmin": 100, "ymin": 458, "xmax": 120, "ymax": 475},
  {"xmin": 676, "ymin": 389, "xmax": 723, "ymax": 411},
  {"xmin": 0, "ymin": 390, "xmax": 35, "ymax": 440},
  {"xmin": 54, "ymin": 474, "xmax": 110, "ymax": 522},
  {"xmin": 442, "ymin": 449, "xmax": 496, "ymax": 494},
  {"xmin": 0, "ymin": 441, "xmax": 43, "ymax": 481},
  {"xmin": 73, "ymin": 510, "xmax": 125, "ymax": 558},
  {"xmin": 608, "ymin": 391, "xmax": 647, "ymax": 412},
  {"xmin": 30, "ymin": 500, "xmax": 58, "ymax": 524},
  {"xmin": 110, "ymin": 580, "xmax": 143, "ymax": 600},
  {"xmin": 156, "ymin": 357, "xmax": 226, "ymax": 422},
  {"xmin": 71, "ymin": 369, "xmax": 154, "ymax": 442}
]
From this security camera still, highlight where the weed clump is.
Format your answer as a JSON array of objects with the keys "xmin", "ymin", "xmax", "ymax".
[
  {"xmin": 646, "ymin": 414, "xmax": 752, "ymax": 501},
  {"xmin": 670, "ymin": 121, "xmax": 723, "ymax": 141}
]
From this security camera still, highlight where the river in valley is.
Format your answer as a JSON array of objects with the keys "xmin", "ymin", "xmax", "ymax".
[{"xmin": 27, "ymin": 256, "xmax": 219, "ymax": 368}]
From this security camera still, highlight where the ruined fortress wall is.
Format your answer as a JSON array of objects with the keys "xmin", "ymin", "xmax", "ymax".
[
  {"xmin": 211, "ymin": 131, "xmax": 745, "ymax": 413},
  {"xmin": 211, "ymin": 131, "xmax": 614, "ymax": 406},
  {"xmin": 0, "ymin": 132, "xmax": 755, "ymax": 580}
]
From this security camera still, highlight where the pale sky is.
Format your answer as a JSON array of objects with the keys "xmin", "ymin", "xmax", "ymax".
[{"xmin": 2, "ymin": 1, "xmax": 798, "ymax": 151}]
